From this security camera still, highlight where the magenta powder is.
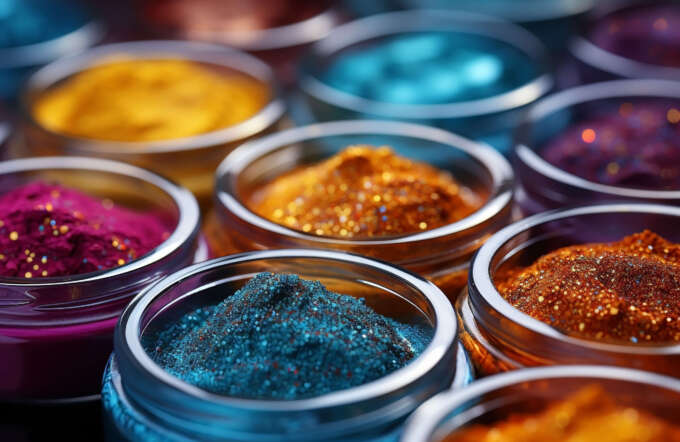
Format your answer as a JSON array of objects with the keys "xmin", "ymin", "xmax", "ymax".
[{"xmin": 0, "ymin": 181, "xmax": 170, "ymax": 278}]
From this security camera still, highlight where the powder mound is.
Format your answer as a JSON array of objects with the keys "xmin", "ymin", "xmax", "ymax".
[
  {"xmin": 0, "ymin": 182, "xmax": 169, "ymax": 278},
  {"xmin": 497, "ymin": 230, "xmax": 680, "ymax": 343},
  {"xmin": 250, "ymin": 145, "xmax": 480, "ymax": 238},
  {"xmin": 444, "ymin": 385, "xmax": 680, "ymax": 442},
  {"xmin": 146, "ymin": 272, "xmax": 431, "ymax": 400},
  {"xmin": 541, "ymin": 104, "xmax": 680, "ymax": 190}
]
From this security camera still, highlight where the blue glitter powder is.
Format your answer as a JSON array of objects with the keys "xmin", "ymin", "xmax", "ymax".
[
  {"xmin": 0, "ymin": 0, "xmax": 89, "ymax": 48},
  {"xmin": 322, "ymin": 32, "xmax": 535, "ymax": 106},
  {"xmin": 145, "ymin": 272, "xmax": 431, "ymax": 400}
]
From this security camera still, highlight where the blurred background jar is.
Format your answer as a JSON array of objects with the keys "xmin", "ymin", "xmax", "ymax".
[
  {"xmin": 294, "ymin": 10, "xmax": 553, "ymax": 156},
  {"xmin": 17, "ymin": 40, "xmax": 286, "ymax": 210},
  {"xmin": 514, "ymin": 79, "xmax": 680, "ymax": 215},
  {"xmin": 401, "ymin": 365, "xmax": 680, "ymax": 442},
  {"xmin": 136, "ymin": 0, "xmax": 345, "ymax": 86}
]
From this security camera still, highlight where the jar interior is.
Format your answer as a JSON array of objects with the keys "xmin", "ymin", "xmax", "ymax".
[
  {"xmin": 233, "ymin": 133, "xmax": 493, "ymax": 216},
  {"xmin": 139, "ymin": 256, "xmax": 435, "ymax": 352},
  {"xmin": 430, "ymin": 377, "xmax": 680, "ymax": 441},
  {"xmin": 0, "ymin": 167, "xmax": 180, "ymax": 237}
]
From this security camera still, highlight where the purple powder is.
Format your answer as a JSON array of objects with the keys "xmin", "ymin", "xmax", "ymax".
[
  {"xmin": 589, "ymin": 4, "xmax": 680, "ymax": 68},
  {"xmin": 0, "ymin": 181, "xmax": 170, "ymax": 278},
  {"xmin": 541, "ymin": 103, "xmax": 680, "ymax": 189}
]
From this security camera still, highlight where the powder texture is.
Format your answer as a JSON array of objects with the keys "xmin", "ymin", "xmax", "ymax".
[
  {"xmin": 496, "ymin": 231, "xmax": 680, "ymax": 344},
  {"xmin": 541, "ymin": 103, "xmax": 680, "ymax": 189},
  {"xmin": 33, "ymin": 59, "xmax": 269, "ymax": 142},
  {"xmin": 250, "ymin": 145, "xmax": 480, "ymax": 238},
  {"xmin": 0, "ymin": 182, "xmax": 169, "ymax": 278},
  {"xmin": 322, "ymin": 31, "xmax": 536, "ymax": 105},
  {"xmin": 146, "ymin": 272, "xmax": 430, "ymax": 400},
  {"xmin": 590, "ymin": 5, "xmax": 680, "ymax": 68},
  {"xmin": 444, "ymin": 385, "xmax": 680, "ymax": 442}
]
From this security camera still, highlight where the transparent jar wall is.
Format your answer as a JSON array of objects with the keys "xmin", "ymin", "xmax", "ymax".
[
  {"xmin": 17, "ymin": 41, "xmax": 286, "ymax": 210},
  {"xmin": 207, "ymin": 126, "xmax": 513, "ymax": 300},
  {"xmin": 514, "ymin": 83, "xmax": 680, "ymax": 215},
  {"xmin": 460, "ymin": 206, "xmax": 680, "ymax": 377},
  {"xmin": 415, "ymin": 371, "xmax": 680, "ymax": 442},
  {"xmin": 0, "ymin": 159, "xmax": 201, "ymax": 401},
  {"xmin": 103, "ymin": 251, "xmax": 460, "ymax": 441}
]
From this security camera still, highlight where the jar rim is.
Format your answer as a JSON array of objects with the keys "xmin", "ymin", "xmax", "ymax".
[
  {"xmin": 147, "ymin": 4, "xmax": 343, "ymax": 51},
  {"xmin": 470, "ymin": 203, "xmax": 680, "ymax": 356},
  {"xmin": 20, "ymin": 40, "xmax": 286, "ymax": 154},
  {"xmin": 0, "ymin": 156, "xmax": 200, "ymax": 287},
  {"xmin": 569, "ymin": 0, "xmax": 680, "ymax": 81},
  {"xmin": 216, "ymin": 119, "xmax": 514, "ymax": 246},
  {"xmin": 401, "ymin": 364, "xmax": 680, "ymax": 442},
  {"xmin": 514, "ymin": 79, "xmax": 680, "ymax": 200},
  {"xmin": 116, "ymin": 248, "xmax": 458, "ymax": 411},
  {"xmin": 298, "ymin": 10, "xmax": 553, "ymax": 120}
]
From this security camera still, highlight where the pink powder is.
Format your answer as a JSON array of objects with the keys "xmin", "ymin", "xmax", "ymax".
[{"xmin": 0, "ymin": 181, "xmax": 170, "ymax": 278}]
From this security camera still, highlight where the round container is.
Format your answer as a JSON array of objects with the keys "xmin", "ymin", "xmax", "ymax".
[
  {"xmin": 206, "ymin": 120, "xmax": 514, "ymax": 300},
  {"xmin": 570, "ymin": 0, "xmax": 680, "ymax": 83},
  {"xmin": 458, "ymin": 203, "xmax": 680, "ymax": 377},
  {"xmin": 514, "ymin": 79, "xmax": 680, "ymax": 214},
  {"xmin": 296, "ymin": 11, "xmax": 552, "ymax": 156},
  {"xmin": 102, "ymin": 249, "xmax": 467, "ymax": 441},
  {"xmin": 0, "ymin": 156, "xmax": 204, "ymax": 402},
  {"xmin": 138, "ymin": 0, "xmax": 344, "ymax": 86},
  {"xmin": 401, "ymin": 365, "xmax": 680, "ymax": 442},
  {"xmin": 0, "ymin": 0, "xmax": 104, "ymax": 101},
  {"xmin": 18, "ymin": 40, "xmax": 286, "ymax": 209},
  {"xmin": 397, "ymin": 0, "xmax": 594, "ymax": 52}
]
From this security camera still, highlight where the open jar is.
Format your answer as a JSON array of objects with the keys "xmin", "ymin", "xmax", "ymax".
[
  {"xmin": 458, "ymin": 203, "xmax": 680, "ymax": 377},
  {"xmin": 514, "ymin": 79, "xmax": 680, "ymax": 215},
  {"xmin": 18, "ymin": 40, "xmax": 286, "ymax": 209},
  {"xmin": 0, "ymin": 156, "xmax": 203, "ymax": 402},
  {"xmin": 401, "ymin": 365, "xmax": 680, "ymax": 442},
  {"xmin": 569, "ymin": 0, "xmax": 680, "ymax": 83},
  {"xmin": 137, "ymin": 0, "xmax": 344, "ymax": 86},
  {"xmin": 295, "ymin": 10, "xmax": 552, "ymax": 155},
  {"xmin": 0, "ymin": 0, "xmax": 104, "ymax": 100},
  {"xmin": 102, "ymin": 249, "xmax": 467, "ymax": 441},
  {"xmin": 206, "ymin": 120, "xmax": 514, "ymax": 300}
]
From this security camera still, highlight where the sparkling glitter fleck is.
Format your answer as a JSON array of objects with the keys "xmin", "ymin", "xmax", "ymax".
[
  {"xmin": 496, "ymin": 230, "xmax": 680, "ymax": 343},
  {"xmin": 250, "ymin": 145, "xmax": 481, "ymax": 238}
]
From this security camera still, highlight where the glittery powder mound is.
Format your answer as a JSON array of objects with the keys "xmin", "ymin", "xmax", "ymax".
[
  {"xmin": 496, "ymin": 231, "xmax": 680, "ymax": 344},
  {"xmin": 541, "ymin": 103, "xmax": 680, "ymax": 189},
  {"xmin": 0, "ymin": 182, "xmax": 169, "ymax": 278},
  {"xmin": 444, "ymin": 385, "xmax": 680, "ymax": 442},
  {"xmin": 145, "ymin": 272, "xmax": 431, "ymax": 400},
  {"xmin": 249, "ymin": 145, "xmax": 480, "ymax": 238}
]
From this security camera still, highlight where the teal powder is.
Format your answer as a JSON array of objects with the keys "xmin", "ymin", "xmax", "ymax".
[{"xmin": 145, "ymin": 272, "xmax": 431, "ymax": 400}]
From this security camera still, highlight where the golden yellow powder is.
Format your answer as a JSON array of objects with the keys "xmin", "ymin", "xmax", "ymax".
[
  {"xmin": 249, "ymin": 145, "xmax": 480, "ymax": 238},
  {"xmin": 32, "ymin": 58, "xmax": 269, "ymax": 142}
]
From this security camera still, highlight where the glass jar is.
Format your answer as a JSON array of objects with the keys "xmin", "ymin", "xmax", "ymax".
[
  {"xmin": 295, "ymin": 11, "xmax": 552, "ymax": 156},
  {"xmin": 396, "ymin": 0, "xmax": 594, "ymax": 52},
  {"xmin": 569, "ymin": 0, "xmax": 680, "ymax": 83},
  {"xmin": 0, "ymin": 156, "xmax": 204, "ymax": 402},
  {"xmin": 401, "ymin": 365, "xmax": 680, "ymax": 442},
  {"xmin": 0, "ymin": 0, "xmax": 104, "ymax": 101},
  {"xmin": 458, "ymin": 203, "xmax": 680, "ymax": 377},
  {"xmin": 137, "ymin": 0, "xmax": 344, "ymax": 86},
  {"xmin": 205, "ymin": 120, "xmax": 514, "ymax": 300},
  {"xmin": 514, "ymin": 79, "xmax": 680, "ymax": 215},
  {"xmin": 17, "ymin": 40, "xmax": 287, "ymax": 209},
  {"xmin": 102, "ymin": 249, "xmax": 469, "ymax": 441}
]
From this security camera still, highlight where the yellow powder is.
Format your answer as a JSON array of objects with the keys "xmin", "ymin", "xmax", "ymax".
[{"xmin": 32, "ymin": 58, "xmax": 269, "ymax": 142}]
